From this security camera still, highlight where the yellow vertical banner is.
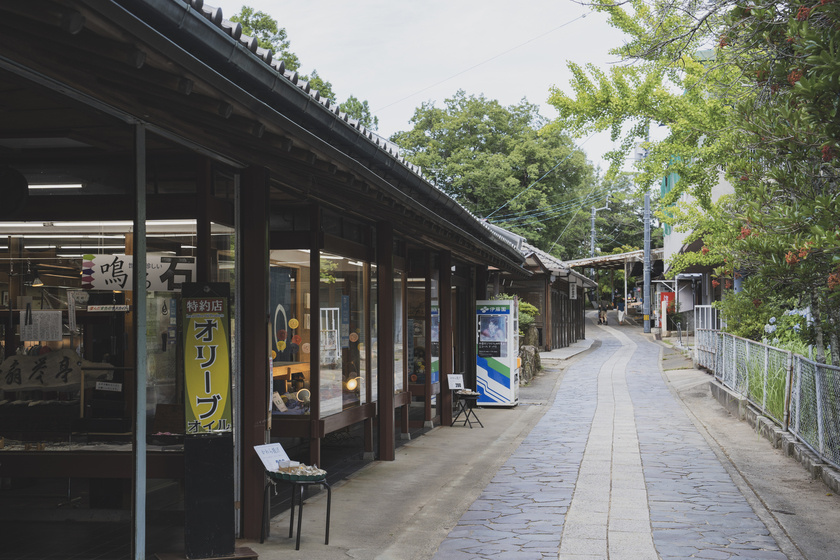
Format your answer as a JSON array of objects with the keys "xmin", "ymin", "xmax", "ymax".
[{"xmin": 183, "ymin": 295, "xmax": 232, "ymax": 433}]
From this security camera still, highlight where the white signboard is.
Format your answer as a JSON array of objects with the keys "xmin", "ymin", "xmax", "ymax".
[
  {"xmin": 254, "ymin": 443, "xmax": 291, "ymax": 472},
  {"xmin": 82, "ymin": 254, "xmax": 195, "ymax": 292},
  {"xmin": 19, "ymin": 310, "xmax": 63, "ymax": 341},
  {"xmin": 570, "ymin": 283, "xmax": 578, "ymax": 300},
  {"xmin": 447, "ymin": 374, "xmax": 465, "ymax": 390}
]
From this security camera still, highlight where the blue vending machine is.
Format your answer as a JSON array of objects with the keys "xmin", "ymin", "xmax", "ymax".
[{"xmin": 475, "ymin": 299, "xmax": 519, "ymax": 406}]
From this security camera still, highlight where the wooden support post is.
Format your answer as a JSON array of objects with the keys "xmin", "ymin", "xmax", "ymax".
[
  {"xmin": 376, "ymin": 221, "xmax": 396, "ymax": 460},
  {"xmin": 439, "ymin": 251, "xmax": 453, "ymax": 426},
  {"xmin": 424, "ymin": 251, "xmax": 433, "ymax": 426},
  {"xmin": 196, "ymin": 159, "xmax": 213, "ymax": 282},
  {"xmin": 240, "ymin": 166, "xmax": 270, "ymax": 539},
  {"xmin": 308, "ymin": 204, "xmax": 322, "ymax": 469}
]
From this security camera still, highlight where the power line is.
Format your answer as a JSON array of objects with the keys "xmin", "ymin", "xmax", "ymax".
[
  {"xmin": 490, "ymin": 186, "xmax": 614, "ymax": 224},
  {"xmin": 484, "ymin": 132, "xmax": 597, "ymax": 220},
  {"xmin": 374, "ymin": 14, "xmax": 588, "ymax": 114},
  {"xmin": 547, "ymin": 175, "xmax": 606, "ymax": 253},
  {"xmin": 490, "ymin": 184, "xmax": 612, "ymax": 220}
]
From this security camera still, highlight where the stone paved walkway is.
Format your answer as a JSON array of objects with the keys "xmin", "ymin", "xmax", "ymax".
[{"xmin": 433, "ymin": 324, "xmax": 788, "ymax": 560}]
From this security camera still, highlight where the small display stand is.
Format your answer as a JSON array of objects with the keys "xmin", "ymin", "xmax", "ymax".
[
  {"xmin": 449, "ymin": 374, "xmax": 483, "ymax": 428},
  {"xmin": 255, "ymin": 444, "xmax": 331, "ymax": 550}
]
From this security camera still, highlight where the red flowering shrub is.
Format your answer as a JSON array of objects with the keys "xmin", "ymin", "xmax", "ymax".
[{"xmin": 829, "ymin": 268, "xmax": 840, "ymax": 290}]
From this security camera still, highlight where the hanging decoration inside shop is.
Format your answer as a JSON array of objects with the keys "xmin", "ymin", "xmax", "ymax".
[
  {"xmin": 82, "ymin": 254, "xmax": 195, "ymax": 291},
  {"xmin": 183, "ymin": 288, "xmax": 232, "ymax": 433}
]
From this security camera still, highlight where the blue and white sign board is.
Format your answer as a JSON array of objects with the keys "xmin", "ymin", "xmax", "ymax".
[{"xmin": 475, "ymin": 299, "xmax": 519, "ymax": 406}]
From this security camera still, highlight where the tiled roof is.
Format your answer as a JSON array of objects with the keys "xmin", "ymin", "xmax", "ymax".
[
  {"xmin": 521, "ymin": 241, "xmax": 570, "ymax": 273},
  {"xmin": 185, "ymin": 0, "xmax": 522, "ymax": 258}
]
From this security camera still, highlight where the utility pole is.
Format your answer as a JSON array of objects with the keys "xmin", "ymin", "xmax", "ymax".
[
  {"xmin": 590, "ymin": 200, "xmax": 609, "ymax": 305},
  {"xmin": 590, "ymin": 200, "xmax": 609, "ymax": 258},
  {"xmin": 643, "ymin": 192, "xmax": 651, "ymax": 334}
]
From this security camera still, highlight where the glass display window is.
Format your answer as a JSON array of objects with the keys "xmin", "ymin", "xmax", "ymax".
[
  {"xmin": 406, "ymin": 276, "xmax": 426, "ymax": 384},
  {"xmin": 430, "ymin": 270, "xmax": 440, "ymax": 385},
  {"xmin": 393, "ymin": 270, "xmax": 405, "ymax": 393},
  {"xmin": 318, "ymin": 252, "xmax": 367, "ymax": 418},
  {"xmin": 0, "ymin": 219, "xmax": 234, "ymax": 444},
  {"xmin": 268, "ymin": 249, "xmax": 312, "ymax": 416},
  {"xmin": 369, "ymin": 263, "xmax": 378, "ymax": 403}
]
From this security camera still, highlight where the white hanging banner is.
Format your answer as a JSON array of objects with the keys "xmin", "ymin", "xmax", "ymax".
[{"xmin": 81, "ymin": 254, "xmax": 195, "ymax": 292}]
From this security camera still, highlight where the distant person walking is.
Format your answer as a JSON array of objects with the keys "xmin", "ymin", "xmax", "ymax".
[
  {"xmin": 598, "ymin": 304, "xmax": 607, "ymax": 325},
  {"xmin": 617, "ymin": 298, "xmax": 625, "ymax": 325}
]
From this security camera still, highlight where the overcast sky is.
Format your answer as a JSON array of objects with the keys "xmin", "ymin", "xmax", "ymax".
[{"xmin": 209, "ymin": 1, "xmax": 630, "ymax": 172}]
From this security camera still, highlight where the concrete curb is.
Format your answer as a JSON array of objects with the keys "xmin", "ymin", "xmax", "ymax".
[{"xmin": 710, "ymin": 379, "xmax": 840, "ymax": 494}]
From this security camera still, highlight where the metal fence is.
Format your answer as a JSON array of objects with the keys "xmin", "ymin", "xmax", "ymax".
[
  {"xmin": 697, "ymin": 329, "xmax": 840, "ymax": 471},
  {"xmin": 694, "ymin": 305, "xmax": 722, "ymax": 331}
]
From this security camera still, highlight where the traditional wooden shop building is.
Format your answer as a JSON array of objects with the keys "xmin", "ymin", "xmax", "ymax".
[
  {"xmin": 0, "ymin": 1, "xmax": 582, "ymax": 555},
  {"xmin": 484, "ymin": 225, "xmax": 595, "ymax": 351}
]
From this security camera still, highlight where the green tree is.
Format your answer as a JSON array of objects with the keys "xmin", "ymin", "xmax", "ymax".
[
  {"xmin": 390, "ymin": 91, "xmax": 598, "ymax": 258},
  {"xmin": 230, "ymin": 6, "xmax": 300, "ymax": 71},
  {"xmin": 230, "ymin": 6, "xmax": 378, "ymax": 130},
  {"xmin": 713, "ymin": 0, "xmax": 840, "ymax": 363},
  {"xmin": 594, "ymin": 175, "xmax": 661, "ymax": 254},
  {"xmin": 548, "ymin": 0, "xmax": 840, "ymax": 362},
  {"xmin": 305, "ymin": 69, "xmax": 335, "ymax": 103},
  {"xmin": 339, "ymin": 95, "xmax": 379, "ymax": 131}
]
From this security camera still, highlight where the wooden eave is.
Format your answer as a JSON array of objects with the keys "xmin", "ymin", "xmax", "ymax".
[{"xmin": 0, "ymin": 0, "xmax": 525, "ymax": 273}]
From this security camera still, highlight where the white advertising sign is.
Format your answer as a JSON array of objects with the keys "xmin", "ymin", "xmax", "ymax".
[{"xmin": 82, "ymin": 254, "xmax": 195, "ymax": 292}]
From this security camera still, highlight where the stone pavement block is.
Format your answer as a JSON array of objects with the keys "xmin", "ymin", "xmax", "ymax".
[
  {"xmin": 559, "ymin": 522, "xmax": 606, "ymax": 540},
  {"xmin": 431, "ymin": 329, "xmax": 796, "ymax": 560},
  {"xmin": 609, "ymin": 517, "xmax": 652, "ymax": 532},
  {"xmin": 558, "ymin": 536, "xmax": 607, "ymax": 556},
  {"xmin": 608, "ymin": 531, "xmax": 658, "ymax": 560}
]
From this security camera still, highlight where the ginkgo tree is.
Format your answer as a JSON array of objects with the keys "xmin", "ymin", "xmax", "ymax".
[{"xmin": 548, "ymin": 0, "xmax": 840, "ymax": 362}]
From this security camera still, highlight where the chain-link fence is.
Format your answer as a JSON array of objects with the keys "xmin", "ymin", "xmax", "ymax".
[
  {"xmin": 789, "ymin": 357, "xmax": 840, "ymax": 469},
  {"xmin": 698, "ymin": 329, "xmax": 840, "ymax": 471}
]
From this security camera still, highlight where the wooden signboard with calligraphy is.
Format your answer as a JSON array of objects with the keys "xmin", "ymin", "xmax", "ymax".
[{"xmin": 0, "ymin": 348, "xmax": 113, "ymax": 391}]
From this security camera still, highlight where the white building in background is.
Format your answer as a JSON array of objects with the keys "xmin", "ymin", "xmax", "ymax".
[{"xmin": 661, "ymin": 167, "xmax": 734, "ymax": 326}]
